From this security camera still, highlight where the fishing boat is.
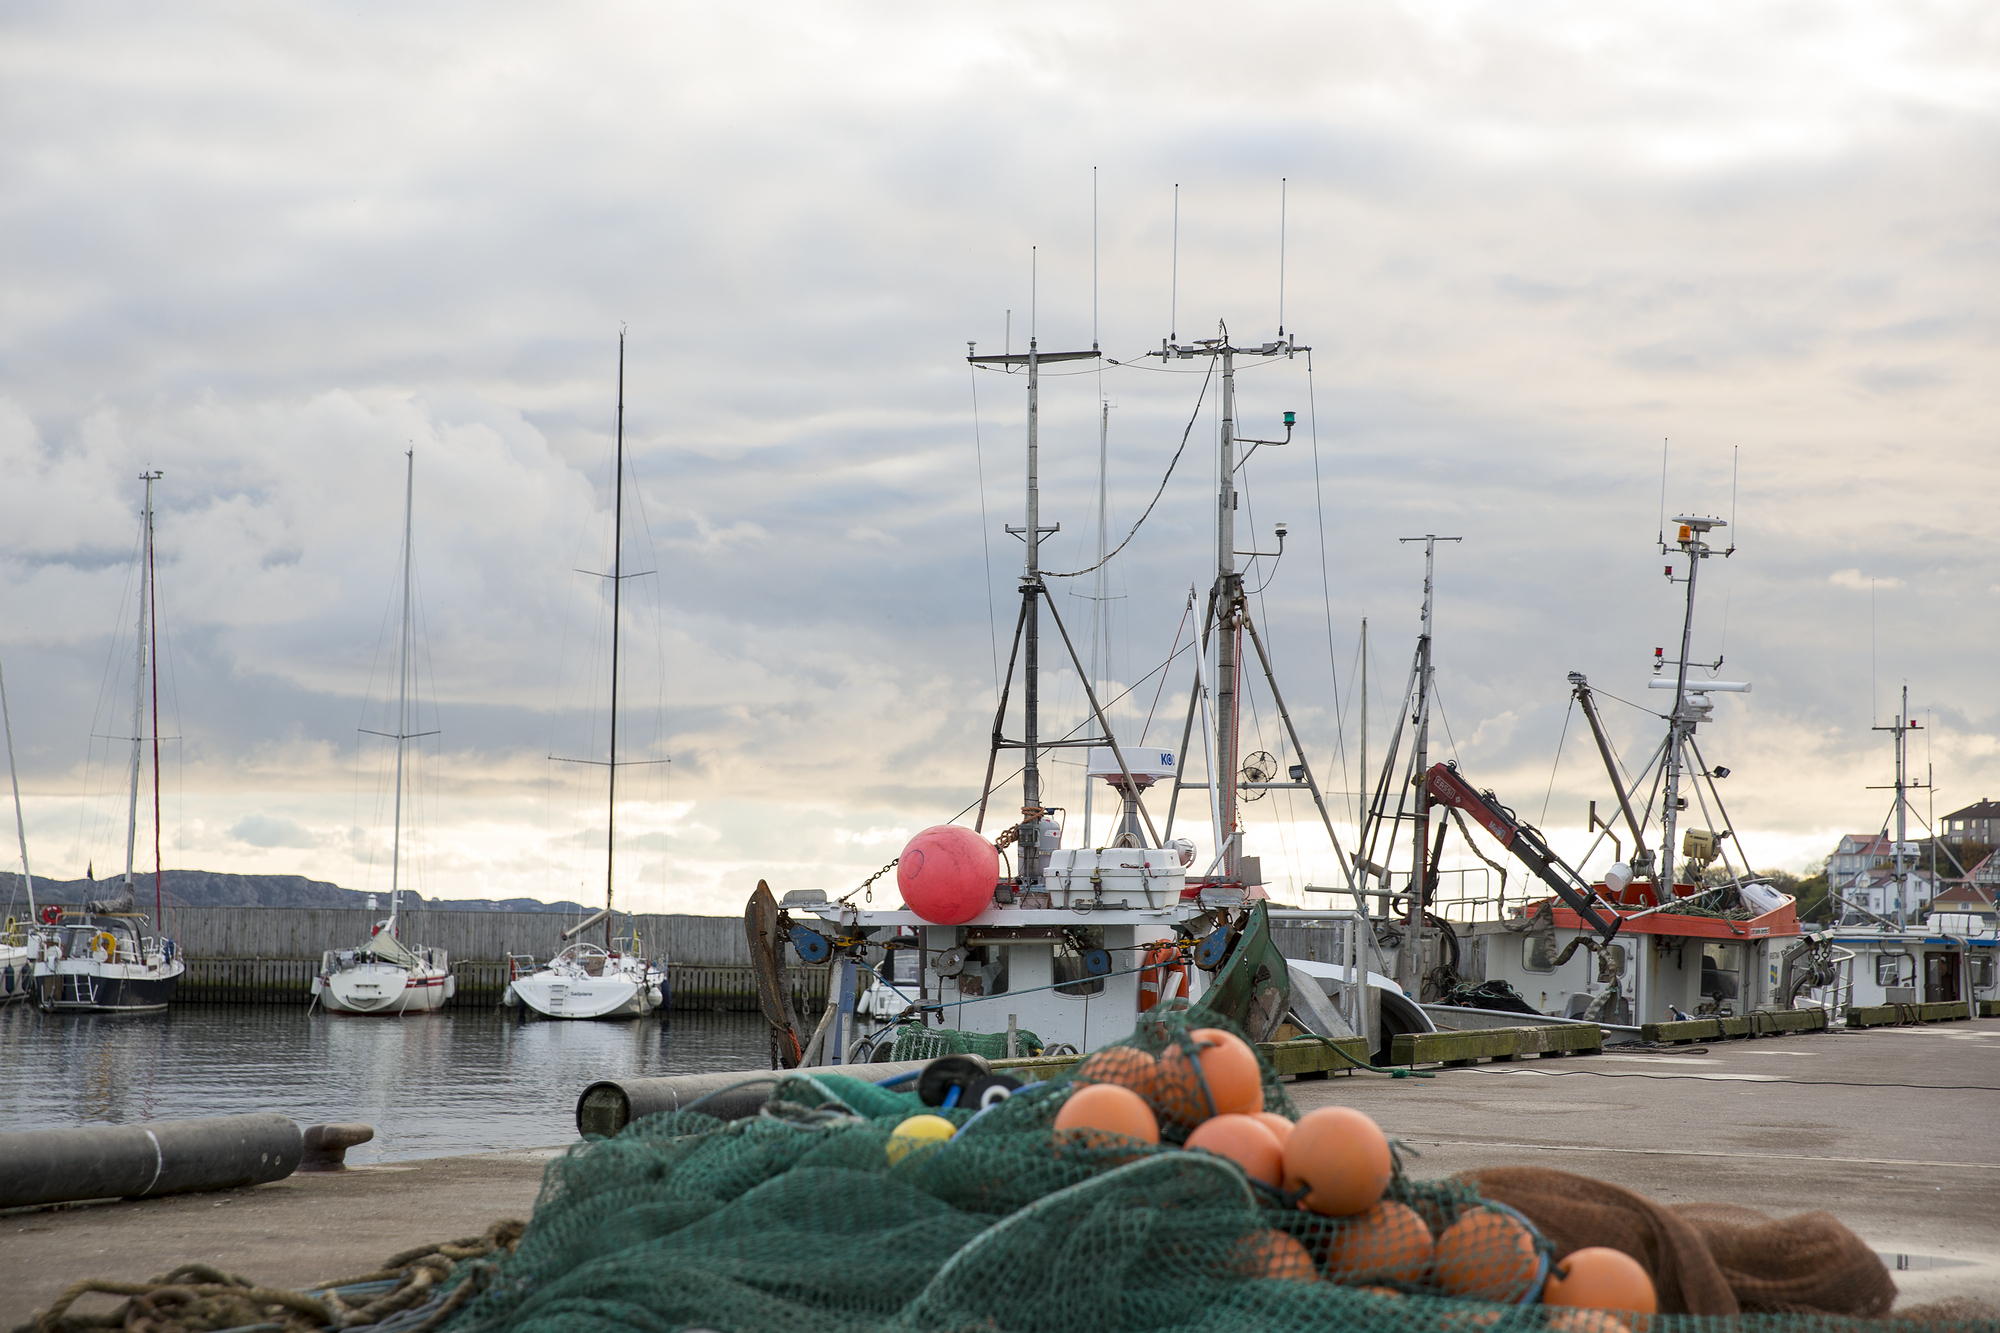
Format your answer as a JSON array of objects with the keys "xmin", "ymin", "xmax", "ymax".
[
  {"xmin": 32, "ymin": 472, "xmax": 186, "ymax": 1014},
  {"xmin": 1382, "ymin": 516, "xmax": 1814, "ymax": 1038},
  {"xmin": 748, "ymin": 326, "xmax": 1401, "ymax": 1066},
  {"xmin": 1795, "ymin": 687, "xmax": 2000, "ymax": 1017},
  {"xmin": 505, "ymin": 336, "xmax": 667, "ymax": 1021},
  {"xmin": 312, "ymin": 452, "xmax": 455, "ymax": 1016},
  {"xmin": 1, "ymin": 647, "xmax": 40, "ymax": 1005}
]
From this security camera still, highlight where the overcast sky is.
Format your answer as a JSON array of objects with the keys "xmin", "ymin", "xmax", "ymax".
[{"xmin": 2, "ymin": 2, "xmax": 1996, "ymax": 917}]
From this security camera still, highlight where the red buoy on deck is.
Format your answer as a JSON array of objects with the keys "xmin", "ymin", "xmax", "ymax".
[{"xmin": 897, "ymin": 825, "xmax": 998, "ymax": 924}]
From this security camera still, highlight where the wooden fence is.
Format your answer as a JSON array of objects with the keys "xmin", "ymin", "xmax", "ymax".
[
  {"xmin": 135, "ymin": 907, "xmax": 820, "ymax": 1011},
  {"xmin": 176, "ymin": 957, "xmax": 828, "ymax": 1012}
]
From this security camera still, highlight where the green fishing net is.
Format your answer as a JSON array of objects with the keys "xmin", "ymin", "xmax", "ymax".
[
  {"xmin": 888, "ymin": 1022, "xmax": 1046, "ymax": 1061},
  {"xmin": 440, "ymin": 1014, "xmax": 1993, "ymax": 1333}
]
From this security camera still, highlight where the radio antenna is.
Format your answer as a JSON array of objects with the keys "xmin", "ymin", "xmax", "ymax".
[{"xmin": 1277, "ymin": 177, "xmax": 1288, "ymax": 337}]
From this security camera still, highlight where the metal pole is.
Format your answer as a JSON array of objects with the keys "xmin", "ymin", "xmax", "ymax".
[
  {"xmin": 0, "ymin": 650, "xmax": 38, "ymax": 918},
  {"xmin": 390, "ymin": 452, "xmax": 413, "ymax": 938},
  {"xmin": 1661, "ymin": 528, "xmax": 1707, "ymax": 898},
  {"xmin": 1395, "ymin": 534, "xmax": 1458, "ymax": 994},
  {"xmin": 607, "ymin": 334, "xmax": 625, "ymax": 947},
  {"xmin": 1215, "ymin": 346, "xmax": 1240, "ymax": 879},
  {"xmin": 125, "ymin": 475, "xmax": 159, "ymax": 894},
  {"xmin": 1022, "ymin": 341, "xmax": 1043, "ymax": 885}
]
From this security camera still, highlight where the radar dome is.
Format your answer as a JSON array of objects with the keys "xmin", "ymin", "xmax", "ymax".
[{"xmin": 897, "ymin": 825, "xmax": 998, "ymax": 924}]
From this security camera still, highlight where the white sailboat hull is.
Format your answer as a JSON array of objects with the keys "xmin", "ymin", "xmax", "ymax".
[
  {"xmin": 506, "ymin": 956, "xmax": 664, "ymax": 1020},
  {"xmin": 315, "ymin": 957, "xmax": 454, "ymax": 1015}
]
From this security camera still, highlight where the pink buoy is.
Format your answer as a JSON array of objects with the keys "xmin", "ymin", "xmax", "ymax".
[{"xmin": 897, "ymin": 825, "xmax": 998, "ymax": 925}]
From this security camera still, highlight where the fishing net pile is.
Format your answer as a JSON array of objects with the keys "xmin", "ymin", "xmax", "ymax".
[{"xmin": 435, "ymin": 1013, "xmax": 1995, "ymax": 1333}]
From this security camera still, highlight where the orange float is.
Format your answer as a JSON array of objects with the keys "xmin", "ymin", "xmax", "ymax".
[
  {"xmin": 1235, "ymin": 1228, "xmax": 1318, "ymax": 1282},
  {"xmin": 1252, "ymin": 1111, "xmax": 1295, "ymax": 1143},
  {"xmin": 1543, "ymin": 1246, "xmax": 1657, "ymax": 1314},
  {"xmin": 1183, "ymin": 1113, "xmax": 1285, "ymax": 1186},
  {"xmin": 1053, "ymin": 1082, "xmax": 1159, "ymax": 1145},
  {"xmin": 1322, "ymin": 1199, "xmax": 1435, "ymax": 1284},
  {"xmin": 1155, "ymin": 1027, "xmax": 1264, "ymax": 1124},
  {"xmin": 1545, "ymin": 1312, "xmax": 1634, "ymax": 1333},
  {"xmin": 1430, "ymin": 1207, "xmax": 1541, "ymax": 1303},
  {"xmin": 1072, "ymin": 1046, "xmax": 1160, "ymax": 1102},
  {"xmin": 1281, "ymin": 1106, "xmax": 1393, "ymax": 1216}
]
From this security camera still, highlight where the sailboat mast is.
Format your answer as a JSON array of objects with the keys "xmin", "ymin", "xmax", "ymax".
[
  {"xmin": 150, "ymin": 491, "xmax": 164, "ymax": 931},
  {"xmin": 385, "ymin": 451, "xmax": 415, "ymax": 938},
  {"xmin": 1, "ymin": 651, "xmax": 37, "ymax": 918},
  {"xmin": 1659, "ymin": 518, "xmax": 1722, "ymax": 896},
  {"xmin": 606, "ymin": 334, "xmax": 625, "ymax": 947},
  {"xmin": 124, "ymin": 474, "xmax": 159, "ymax": 894}
]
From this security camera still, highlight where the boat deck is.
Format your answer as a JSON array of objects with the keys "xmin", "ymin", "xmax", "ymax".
[{"xmin": 1296, "ymin": 1014, "xmax": 2000, "ymax": 1306}]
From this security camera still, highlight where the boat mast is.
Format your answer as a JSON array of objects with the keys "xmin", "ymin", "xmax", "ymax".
[
  {"xmin": 124, "ymin": 472, "xmax": 161, "ymax": 905},
  {"xmin": 1, "ymin": 650, "xmax": 37, "ymax": 919},
  {"xmin": 1083, "ymin": 399, "xmax": 1110, "ymax": 848},
  {"xmin": 389, "ymin": 451, "xmax": 414, "ymax": 939},
  {"xmin": 606, "ymin": 333, "xmax": 626, "ymax": 948},
  {"xmin": 1658, "ymin": 516, "xmax": 1724, "ymax": 896},
  {"xmin": 1396, "ymin": 534, "xmax": 1458, "ymax": 996},
  {"xmin": 966, "ymin": 331, "xmax": 1097, "ymax": 885},
  {"xmin": 149, "ymin": 489, "xmax": 164, "ymax": 932},
  {"xmin": 1872, "ymin": 684, "xmax": 1921, "ymax": 925}
]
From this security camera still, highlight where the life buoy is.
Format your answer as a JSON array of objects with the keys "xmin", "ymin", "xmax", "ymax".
[
  {"xmin": 1137, "ymin": 944, "xmax": 1188, "ymax": 1012},
  {"xmin": 41, "ymin": 905, "xmax": 63, "ymax": 925},
  {"xmin": 92, "ymin": 931, "xmax": 119, "ymax": 962}
]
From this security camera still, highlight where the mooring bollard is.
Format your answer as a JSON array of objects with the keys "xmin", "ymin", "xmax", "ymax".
[{"xmin": 299, "ymin": 1122, "xmax": 375, "ymax": 1171}]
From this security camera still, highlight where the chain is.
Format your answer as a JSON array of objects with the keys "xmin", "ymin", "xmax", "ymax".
[{"xmin": 842, "ymin": 857, "xmax": 899, "ymax": 905}]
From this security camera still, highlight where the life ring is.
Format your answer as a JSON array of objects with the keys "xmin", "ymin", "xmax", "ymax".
[
  {"xmin": 40, "ymin": 905, "xmax": 63, "ymax": 925},
  {"xmin": 92, "ymin": 931, "xmax": 119, "ymax": 962},
  {"xmin": 1137, "ymin": 944, "xmax": 1187, "ymax": 1012}
]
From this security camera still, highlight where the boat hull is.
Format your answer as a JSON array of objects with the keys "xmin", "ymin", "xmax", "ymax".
[
  {"xmin": 316, "ymin": 961, "xmax": 454, "ymax": 1015},
  {"xmin": 34, "ymin": 959, "xmax": 184, "ymax": 1013},
  {"xmin": 507, "ymin": 969, "xmax": 663, "ymax": 1020}
]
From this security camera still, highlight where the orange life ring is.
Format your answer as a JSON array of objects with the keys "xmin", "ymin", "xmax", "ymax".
[{"xmin": 1137, "ymin": 945, "xmax": 1188, "ymax": 1012}]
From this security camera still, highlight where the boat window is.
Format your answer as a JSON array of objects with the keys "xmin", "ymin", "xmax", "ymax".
[
  {"xmin": 1055, "ymin": 929, "xmax": 1106, "ymax": 997},
  {"xmin": 1875, "ymin": 954, "xmax": 1914, "ymax": 987},
  {"xmin": 889, "ymin": 947, "xmax": 921, "ymax": 986},
  {"xmin": 1702, "ymin": 942, "xmax": 1743, "ymax": 972},
  {"xmin": 1522, "ymin": 936, "xmax": 1556, "ymax": 973},
  {"xmin": 1969, "ymin": 955, "xmax": 1995, "ymax": 989}
]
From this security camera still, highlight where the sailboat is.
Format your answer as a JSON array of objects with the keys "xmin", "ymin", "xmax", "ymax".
[
  {"xmin": 312, "ymin": 451, "xmax": 456, "ymax": 1016},
  {"xmin": 1, "ymin": 647, "xmax": 41, "ymax": 1005},
  {"xmin": 505, "ymin": 336, "xmax": 668, "ymax": 1021},
  {"xmin": 33, "ymin": 472, "xmax": 186, "ymax": 1014}
]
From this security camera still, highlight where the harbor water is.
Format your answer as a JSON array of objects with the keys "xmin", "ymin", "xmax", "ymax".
[{"xmin": 0, "ymin": 1002, "xmax": 771, "ymax": 1164}]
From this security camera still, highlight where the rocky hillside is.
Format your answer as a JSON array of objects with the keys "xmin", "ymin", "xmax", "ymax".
[{"xmin": 0, "ymin": 870, "xmax": 590, "ymax": 913}]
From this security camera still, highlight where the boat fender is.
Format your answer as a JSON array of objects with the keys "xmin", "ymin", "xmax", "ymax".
[
  {"xmin": 917, "ymin": 1053, "xmax": 991, "ymax": 1108},
  {"xmin": 92, "ymin": 931, "xmax": 119, "ymax": 962},
  {"xmin": 162, "ymin": 939, "xmax": 175, "ymax": 963}
]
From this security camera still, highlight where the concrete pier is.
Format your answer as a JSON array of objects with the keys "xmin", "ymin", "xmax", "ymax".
[{"xmin": 5, "ymin": 1017, "xmax": 1995, "ymax": 1326}]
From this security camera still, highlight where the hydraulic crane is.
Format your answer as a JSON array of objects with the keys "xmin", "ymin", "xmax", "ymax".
[{"xmin": 1423, "ymin": 761, "xmax": 1623, "ymax": 943}]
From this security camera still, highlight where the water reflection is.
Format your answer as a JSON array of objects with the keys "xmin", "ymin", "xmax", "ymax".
[{"xmin": 0, "ymin": 1003, "xmax": 770, "ymax": 1163}]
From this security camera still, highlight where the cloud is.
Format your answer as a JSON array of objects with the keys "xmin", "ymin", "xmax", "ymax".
[
  {"xmin": 1829, "ymin": 569, "xmax": 1906, "ymax": 590},
  {"xmin": 2, "ymin": 2, "xmax": 1997, "ymax": 906},
  {"xmin": 228, "ymin": 813, "xmax": 321, "ymax": 850}
]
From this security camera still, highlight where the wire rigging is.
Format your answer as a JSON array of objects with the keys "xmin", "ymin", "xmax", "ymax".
[{"xmin": 1037, "ymin": 356, "xmax": 1216, "ymax": 580}]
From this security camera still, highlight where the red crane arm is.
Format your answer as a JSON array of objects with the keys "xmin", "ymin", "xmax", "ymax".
[{"xmin": 1424, "ymin": 762, "xmax": 1622, "ymax": 942}]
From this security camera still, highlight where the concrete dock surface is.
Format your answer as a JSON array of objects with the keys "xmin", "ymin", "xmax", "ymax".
[
  {"xmin": 1294, "ymin": 1015, "xmax": 2000, "ymax": 1307},
  {"xmin": 4, "ymin": 1015, "xmax": 1994, "ymax": 1326}
]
